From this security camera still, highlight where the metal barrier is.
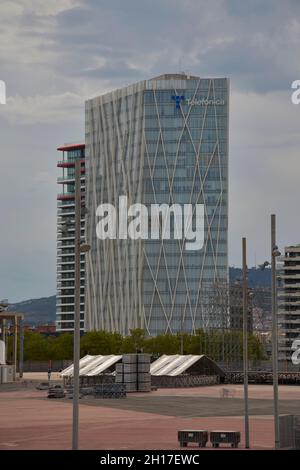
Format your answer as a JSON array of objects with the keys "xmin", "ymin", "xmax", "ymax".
[
  {"xmin": 178, "ymin": 430, "xmax": 208, "ymax": 448},
  {"xmin": 47, "ymin": 386, "xmax": 65, "ymax": 399},
  {"xmin": 151, "ymin": 374, "xmax": 219, "ymax": 388},
  {"xmin": 210, "ymin": 431, "xmax": 240, "ymax": 448},
  {"xmin": 225, "ymin": 371, "xmax": 300, "ymax": 385},
  {"xmin": 94, "ymin": 383, "xmax": 126, "ymax": 399},
  {"xmin": 279, "ymin": 415, "xmax": 300, "ymax": 449}
]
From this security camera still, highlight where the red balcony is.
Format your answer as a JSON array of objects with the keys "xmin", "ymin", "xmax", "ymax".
[
  {"xmin": 57, "ymin": 192, "xmax": 85, "ymax": 201},
  {"xmin": 57, "ymin": 193, "xmax": 75, "ymax": 201},
  {"xmin": 57, "ymin": 159, "xmax": 85, "ymax": 168},
  {"xmin": 57, "ymin": 143, "xmax": 85, "ymax": 152}
]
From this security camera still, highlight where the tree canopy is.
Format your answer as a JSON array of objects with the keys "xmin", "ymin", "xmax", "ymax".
[{"xmin": 6, "ymin": 328, "xmax": 267, "ymax": 363}]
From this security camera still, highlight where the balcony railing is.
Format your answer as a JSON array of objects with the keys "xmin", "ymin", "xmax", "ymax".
[
  {"xmin": 57, "ymin": 176, "xmax": 85, "ymax": 184},
  {"xmin": 57, "ymin": 191, "xmax": 85, "ymax": 200},
  {"xmin": 57, "ymin": 159, "xmax": 85, "ymax": 168}
]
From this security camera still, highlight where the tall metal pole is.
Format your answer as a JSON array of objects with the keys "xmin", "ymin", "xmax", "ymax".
[
  {"xmin": 271, "ymin": 214, "xmax": 279, "ymax": 449},
  {"xmin": 180, "ymin": 304, "xmax": 184, "ymax": 355},
  {"xmin": 242, "ymin": 237, "xmax": 250, "ymax": 448},
  {"xmin": 19, "ymin": 319, "xmax": 24, "ymax": 379},
  {"xmin": 72, "ymin": 159, "xmax": 81, "ymax": 450},
  {"xmin": 2, "ymin": 319, "xmax": 6, "ymax": 362},
  {"xmin": 13, "ymin": 315, "xmax": 18, "ymax": 380}
]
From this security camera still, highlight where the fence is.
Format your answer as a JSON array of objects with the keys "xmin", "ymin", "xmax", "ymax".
[
  {"xmin": 151, "ymin": 374, "xmax": 219, "ymax": 388},
  {"xmin": 225, "ymin": 370, "xmax": 300, "ymax": 385},
  {"xmin": 19, "ymin": 360, "xmax": 72, "ymax": 373},
  {"xmin": 219, "ymin": 360, "xmax": 300, "ymax": 373}
]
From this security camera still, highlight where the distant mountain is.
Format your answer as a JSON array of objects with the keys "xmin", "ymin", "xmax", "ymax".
[
  {"xmin": 229, "ymin": 266, "xmax": 271, "ymax": 288},
  {"xmin": 6, "ymin": 267, "xmax": 271, "ymax": 326},
  {"xmin": 8, "ymin": 295, "xmax": 56, "ymax": 325}
]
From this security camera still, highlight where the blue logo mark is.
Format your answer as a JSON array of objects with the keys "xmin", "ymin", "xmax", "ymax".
[{"xmin": 171, "ymin": 95, "xmax": 185, "ymax": 109}]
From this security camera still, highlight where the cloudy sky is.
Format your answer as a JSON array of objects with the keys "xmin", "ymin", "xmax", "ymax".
[{"xmin": 0, "ymin": 0, "xmax": 300, "ymax": 301}]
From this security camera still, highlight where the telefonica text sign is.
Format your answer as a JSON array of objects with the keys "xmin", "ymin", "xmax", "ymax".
[
  {"xmin": 187, "ymin": 98, "xmax": 225, "ymax": 106},
  {"xmin": 171, "ymin": 95, "xmax": 224, "ymax": 107}
]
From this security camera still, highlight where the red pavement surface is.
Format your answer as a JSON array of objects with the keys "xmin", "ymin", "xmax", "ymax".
[
  {"xmin": 149, "ymin": 383, "xmax": 300, "ymax": 400},
  {"xmin": 0, "ymin": 388, "xmax": 276, "ymax": 450}
]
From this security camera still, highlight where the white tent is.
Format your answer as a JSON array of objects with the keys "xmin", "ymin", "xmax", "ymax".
[
  {"xmin": 150, "ymin": 354, "xmax": 224, "ymax": 377},
  {"xmin": 60, "ymin": 354, "xmax": 122, "ymax": 377},
  {"xmin": 61, "ymin": 354, "xmax": 224, "ymax": 378}
]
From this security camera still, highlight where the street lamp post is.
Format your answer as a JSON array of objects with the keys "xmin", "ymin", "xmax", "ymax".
[
  {"xmin": 258, "ymin": 214, "xmax": 281, "ymax": 449},
  {"xmin": 2, "ymin": 319, "xmax": 6, "ymax": 362},
  {"xmin": 72, "ymin": 158, "xmax": 81, "ymax": 451},
  {"xmin": 19, "ymin": 319, "xmax": 24, "ymax": 379},
  {"xmin": 13, "ymin": 315, "xmax": 18, "ymax": 380},
  {"xmin": 271, "ymin": 214, "xmax": 280, "ymax": 449},
  {"xmin": 242, "ymin": 237, "xmax": 250, "ymax": 449},
  {"xmin": 180, "ymin": 303, "xmax": 184, "ymax": 355},
  {"xmin": 60, "ymin": 160, "xmax": 90, "ymax": 451}
]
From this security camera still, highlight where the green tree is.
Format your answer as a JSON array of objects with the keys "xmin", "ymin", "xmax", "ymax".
[
  {"xmin": 23, "ymin": 331, "xmax": 50, "ymax": 361},
  {"xmin": 248, "ymin": 333, "xmax": 267, "ymax": 361},
  {"xmin": 12, "ymin": 327, "xmax": 266, "ymax": 364},
  {"xmin": 144, "ymin": 333, "xmax": 180, "ymax": 355},
  {"xmin": 80, "ymin": 330, "xmax": 123, "ymax": 356},
  {"xmin": 51, "ymin": 333, "xmax": 74, "ymax": 360},
  {"xmin": 120, "ymin": 329, "xmax": 146, "ymax": 353}
]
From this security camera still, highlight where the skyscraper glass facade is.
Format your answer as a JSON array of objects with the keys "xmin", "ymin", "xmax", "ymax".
[
  {"xmin": 85, "ymin": 74, "xmax": 229, "ymax": 335},
  {"xmin": 56, "ymin": 143, "xmax": 86, "ymax": 332}
]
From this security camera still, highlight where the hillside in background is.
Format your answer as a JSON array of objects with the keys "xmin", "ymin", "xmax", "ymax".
[
  {"xmin": 8, "ymin": 295, "xmax": 56, "ymax": 325},
  {"xmin": 6, "ymin": 267, "xmax": 271, "ymax": 326},
  {"xmin": 229, "ymin": 266, "xmax": 272, "ymax": 288}
]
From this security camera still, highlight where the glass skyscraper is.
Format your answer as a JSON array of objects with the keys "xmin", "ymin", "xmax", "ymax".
[
  {"xmin": 56, "ymin": 143, "xmax": 86, "ymax": 332},
  {"xmin": 85, "ymin": 73, "xmax": 229, "ymax": 335}
]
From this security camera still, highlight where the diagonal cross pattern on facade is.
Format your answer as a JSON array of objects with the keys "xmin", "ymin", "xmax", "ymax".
[{"xmin": 85, "ymin": 73, "xmax": 229, "ymax": 336}]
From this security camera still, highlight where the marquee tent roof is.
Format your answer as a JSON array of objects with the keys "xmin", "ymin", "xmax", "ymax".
[
  {"xmin": 61, "ymin": 354, "xmax": 224, "ymax": 377},
  {"xmin": 60, "ymin": 354, "xmax": 122, "ymax": 377},
  {"xmin": 150, "ymin": 354, "xmax": 224, "ymax": 377}
]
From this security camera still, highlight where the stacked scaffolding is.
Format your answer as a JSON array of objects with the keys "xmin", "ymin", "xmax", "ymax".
[
  {"xmin": 187, "ymin": 281, "xmax": 271, "ymax": 367},
  {"xmin": 116, "ymin": 353, "xmax": 151, "ymax": 392}
]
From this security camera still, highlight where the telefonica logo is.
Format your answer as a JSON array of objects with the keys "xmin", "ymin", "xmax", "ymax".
[
  {"xmin": 171, "ymin": 95, "xmax": 185, "ymax": 109},
  {"xmin": 187, "ymin": 98, "xmax": 225, "ymax": 106},
  {"xmin": 96, "ymin": 196, "xmax": 204, "ymax": 251},
  {"xmin": 0, "ymin": 80, "xmax": 6, "ymax": 104}
]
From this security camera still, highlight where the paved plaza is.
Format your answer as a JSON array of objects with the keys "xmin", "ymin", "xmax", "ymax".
[{"xmin": 1, "ymin": 377, "xmax": 299, "ymax": 450}]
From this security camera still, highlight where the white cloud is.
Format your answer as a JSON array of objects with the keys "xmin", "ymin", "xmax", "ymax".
[
  {"xmin": 229, "ymin": 89, "xmax": 300, "ymax": 265},
  {"xmin": 0, "ymin": 0, "xmax": 83, "ymax": 69},
  {"xmin": 1, "ymin": 0, "xmax": 82, "ymax": 18},
  {"xmin": 0, "ymin": 92, "xmax": 85, "ymax": 124},
  {"xmin": 231, "ymin": 89, "xmax": 300, "ymax": 148},
  {"xmin": 1, "ymin": 0, "xmax": 300, "ymax": 300}
]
